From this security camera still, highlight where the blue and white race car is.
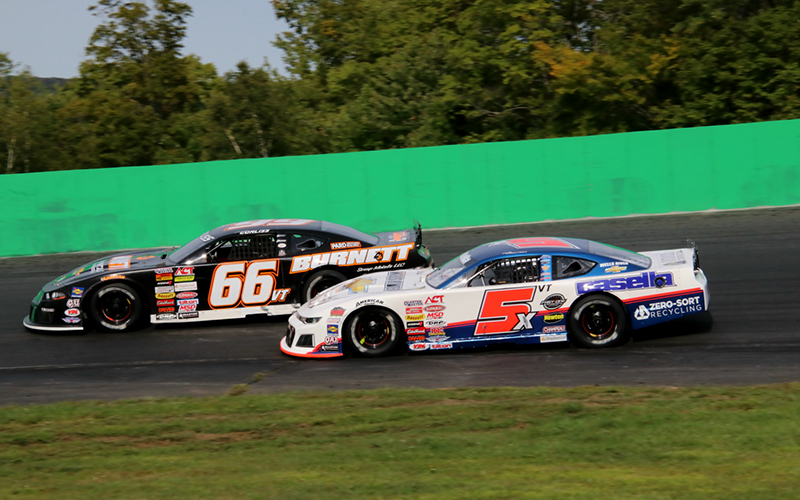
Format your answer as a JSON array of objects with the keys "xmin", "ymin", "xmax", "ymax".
[{"xmin": 280, "ymin": 237, "xmax": 709, "ymax": 358}]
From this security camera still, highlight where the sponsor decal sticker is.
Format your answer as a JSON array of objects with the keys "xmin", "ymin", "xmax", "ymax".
[
  {"xmin": 41, "ymin": 307, "xmax": 55, "ymax": 313},
  {"xmin": 404, "ymin": 300, "xmax": 423, "ymax": 306},
  {"xmin": 158, "ymin": 307, "xmax": 176, "ymax": 313},
  {"xmin": 109, "ymin": 255, "xmax": 132, "ymax": 270},
  {"xmin": 179, "ymin": 312, "xmax": 199, "ymax": 319},
  {"xmin": 327, "ymin": 325, "xmax": 339, "ymax": 334},
  {"xmin": 155, "ymin": 267, "xmax": 173, "ymax": 274},
  {"xmin": 406, "ymin": 328, "xmax": 425, "ymax": 335},
  {"xmin": 155, "ymin": 286, "xmax": 174, "ymax": 294},
  {"xmin": 65, "ymin": 309, "xmax": 81, "ymax": 317},
  {"xmin": 425, "ymin": 295, "xmax": 444, "ymax": 304},
  {"xmin": 156, "ymin": 292, "xmax": 176, "ymax": 300},
  {"xmin": 356, "ymin": 299, "xmax": 384, "ymax": 307},
  {"xmin": 176, "ymin": 292, "xmax": 198, "ymax": 299},
  {"xmin": 156, "ymin": 273, "xmax": 173, "ymax": 282},
  {"xmin": 324, "ymin": 335, "xmax": 339, "ymax": 345},
  {"xmin": 63, "ymin": 317, "xmax": 81, "ymax": 324},
  {"xmin": 425, "ymin": 319, "xmax": 446, "ymax": 327},
  {"xmin": 66, "ymin": 299, "xmax": 80, "ymax": 308},
  {"xmin": 430, "ymin": 343, "xmax": 453, "ymax": 350},
  {"xmin": 406, "ymin": 307, "xmax": 423, "ymax": 314},
  {"xmin": 101, "ymin": 274, "xmax": 126, "ymax": 281},
  {"xmin": 157, "ymin": 299, "xmax": 175, "ymax": 306},
  {"xmin": 543, "ymin": 313, "xmax": 564, "ymax": 324},
  {"xmin": 408, "ymin": 335, "xmax": 426, "ymax": 342},
  {"xmin": 410, "ymin": 343, "xmax": 428, "ymax": 351},
  {"xmin": 345, "ymin": 278, "xmax": 376, "ymax": 293},
  {"xmin": 541, "ymin": 333, "xmax": 568, "ymax": 343},
  {"xmin": 156, "ymin": 313, "xmax": 177, "ymax": 320},
  {"xmin": 542, "ymin": 325, "xmax": 566, "ymax": 333},
  {"xmin": 406, "ymin": 314, "xmax": 424, "ymax": 321},
  {"xmin": 605, "ymin": 266, "xmax": 627, "ymax": 274},
  {"xmin": 71, "ymin": 287, "xmax": 85, "ymax": 298},
  {"xmin": 426, "ymin": 311, "xmax": 444, "ymax": 319},
  {"xmin": 175, "ymin": 282, "xmax": 198, "ymax": 292},
  {"xmin": 427, "ymin": 327, "xmax": 445, "ymax": 334},
  {"xmin": 633, "ymin": 296, "xmax": 703, "ymax": 321},
  {"xmin": 424, "ymin": 304, "xmax": 445, "ymax": 312},
  {"xmin": 540, "ymin": 293, "xmax": 567, "ymax": 310},
  {"xmin": 290, "ymin": 243, "xmax": 414, "ymax": 273},
  {"xmin": 385, "ymin": 271, "xmax": 404, "ymax": 291},
  {"xmin": 330, "ymin": 307, "xmax": 346, "ymax": 316},
  {"xmin": 175, "ymin": 276, "xmax": 195, "ymax": 283},
  {"xmin": 577, "ymin": 272, "xmax": 674, "ymax": 295},
  {"xmin": 406, "ymin": 321, "xmax": 423, "ymax": 328},
  {"xmin": 331, "ymin": 241, "xmax": 361, "ymax": 250},
  {"xmin": 175, "ymin": 267, "xmax": 194, "ymax": 276}
]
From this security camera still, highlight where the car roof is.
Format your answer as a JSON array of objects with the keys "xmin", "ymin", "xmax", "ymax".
[
  {"xmin": 207, "ymin": 219, "xmax": 323, "ymax": 239},
  {"xmin": 467, "ymin": 237, "xmax": 592, "ymax": 261}
]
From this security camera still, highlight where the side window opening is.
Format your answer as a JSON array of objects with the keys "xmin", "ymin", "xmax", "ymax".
[
  {"xmin": 469, "ymin": 256, "xmax": 539, "ymax": 287},
  {"xmin": 208, "ymin": 235, "xmax": 278, "ymax": 263},
  {"xmin": 293, "ymin": 234, "xmax": 326, "ymax": 252},
  {"xmin": 554, "ymin": 256, "xmax": 596, "ymax": 279}
]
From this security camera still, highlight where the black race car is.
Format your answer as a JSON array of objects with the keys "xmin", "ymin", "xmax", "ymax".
[{"xmin": 24, "ymin": 219, "xmax": 432, "ymax": 332}]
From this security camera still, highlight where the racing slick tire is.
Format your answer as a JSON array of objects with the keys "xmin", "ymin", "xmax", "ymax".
[
  {"xmin": 568, "ymin": 294, "xmax": 629, "ymax": 348},
  {"xmin": 302, "ymin": 270, "xmax": 346, "ymax": 303},
  {"xmin": 89, "ymin": 283, "xmax": 144, "ymax": 332},
  {"xmin": 344, "ymin": 307, "xmax": 404, "ymax": 357}
]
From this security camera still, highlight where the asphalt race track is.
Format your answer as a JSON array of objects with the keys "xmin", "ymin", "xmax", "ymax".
[{"xmin": 2, "ymin": 207, "xmax": 800, "ymax": 405}]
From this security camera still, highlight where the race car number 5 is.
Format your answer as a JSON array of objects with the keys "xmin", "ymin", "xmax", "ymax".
[
  {"xmin": 475, "ymin": 288, "xmax": 535, "ymax": 336},
  {"xmin": 209, "ymin": 260, "xmax": 281, "ymax": 308}
]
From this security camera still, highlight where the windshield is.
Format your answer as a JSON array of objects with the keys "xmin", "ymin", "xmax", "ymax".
[
  {"xmin": 167, "ymin": 232, "xmax": 213, "ymax": 264},
  {"xmin": 426, "ymin": 251, "xmax": 473, "ymax": 288},
  {"xmin": 587, "ymin": 241, "xmax": 651, "ymax": 268}
]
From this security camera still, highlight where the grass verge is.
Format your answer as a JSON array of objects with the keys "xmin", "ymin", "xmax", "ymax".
[{"xmin": 2, "ymin": 384, "xmax": 800, "ymax": 499}]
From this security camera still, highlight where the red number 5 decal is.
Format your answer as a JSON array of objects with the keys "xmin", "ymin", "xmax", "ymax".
[
  {"xmin": 475, "ymin": 288, "xmax": 535, "ymax": 336},
  {"xmin": 209, "ymin": 260, "xmax": 278, "ymax": 309}
]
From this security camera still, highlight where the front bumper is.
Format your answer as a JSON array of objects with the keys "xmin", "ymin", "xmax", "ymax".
[
  {"xmin": 279, "ymin": 313, "xmax": 343, "ymax": 358},
  {"xmin": 23, "ymin": 300, "xmax": 85, "ymax": 332}
]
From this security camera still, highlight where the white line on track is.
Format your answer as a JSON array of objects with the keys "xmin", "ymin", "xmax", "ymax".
[{"xmin": 0, "ymin": 357, "xmax": 269, "ymax": 372}]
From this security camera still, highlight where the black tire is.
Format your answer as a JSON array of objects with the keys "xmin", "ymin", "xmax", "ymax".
[
  {"xmin": 344, "ymin": 308, "xmax": 403, "ymax": 357},
  {"xmin": 568, "ymin": 295, "xmax": 629, "ymax": 348},
  {"xmin": 89, "ymin": 283, "xmax": 143, "ymax": 332},
  {"xmin": 302, "ymin": 270, "xmax": 346, "ymax": 303}
]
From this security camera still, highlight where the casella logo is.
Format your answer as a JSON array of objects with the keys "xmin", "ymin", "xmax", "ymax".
[{"xmin": 576, "ymin": 272, "xmax": 674, "ymax": 294}]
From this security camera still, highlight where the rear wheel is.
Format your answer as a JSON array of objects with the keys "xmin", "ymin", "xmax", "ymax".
[
  {"xmin": 568, "ymin": 295, "xmax": 629, "ymax": 348},
  {"xmin": 344, "ymin": 308, "xmax": 403, "ymax": 357},
  {"xmin": 302, "ymin": 270, "xmax": 346, "ymax": 303},
  {"xmin": 89, "ymin": 283, "xmax": 143, "ymax": 332}
]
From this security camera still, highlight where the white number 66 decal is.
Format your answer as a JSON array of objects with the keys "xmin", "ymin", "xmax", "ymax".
[{"xmin": 209, "ymin": 259, "xmax": 278, "ymax": 309}]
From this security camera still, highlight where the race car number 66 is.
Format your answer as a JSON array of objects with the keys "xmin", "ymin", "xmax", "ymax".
[{"xmin": 209, "ymin": 260, "xmax": 278, "ymax": 308}]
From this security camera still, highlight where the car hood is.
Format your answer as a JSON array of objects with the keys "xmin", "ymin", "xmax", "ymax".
[
  {"xmin": 45, "ymin": 247, "xmax": 176, "ymax": 290},
  {"xmin": 303, "ymin": 267, "xmax": 434, "ymax": 311}
]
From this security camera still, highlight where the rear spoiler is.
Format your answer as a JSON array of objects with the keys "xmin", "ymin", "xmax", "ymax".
[{"xmin": 685, "ymin": 239, "xmax": 700, "ymax": 270}]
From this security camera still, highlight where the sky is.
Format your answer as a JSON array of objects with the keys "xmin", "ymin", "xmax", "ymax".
[{"xmin": 0, "ymin": 0, "xmax": 290, "ymax": 78}]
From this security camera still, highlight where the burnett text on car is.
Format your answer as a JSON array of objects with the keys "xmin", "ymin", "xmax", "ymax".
[{"xmin": 24, "ymin": 219, "xmax": 432, "ymax": 332}]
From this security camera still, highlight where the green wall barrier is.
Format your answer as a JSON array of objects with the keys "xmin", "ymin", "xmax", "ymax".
[{"xmin": 2, "ymin": 119, "xmax": 799, "ymax": 257}]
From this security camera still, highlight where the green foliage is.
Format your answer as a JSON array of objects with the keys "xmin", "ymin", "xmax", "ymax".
[{"xmin": 2, "ymin": 0, "xmax": 800, "ymax": 172}]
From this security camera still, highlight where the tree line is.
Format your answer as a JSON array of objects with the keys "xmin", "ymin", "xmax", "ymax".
[{"xmin": 2, "ymin": 0, "xmax": 799, "ymax": 174}]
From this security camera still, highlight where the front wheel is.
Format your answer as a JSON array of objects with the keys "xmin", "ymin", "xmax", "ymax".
[
  {"xmin": 344, "ymin": 308, "xmax": 403, "ymax": 357},
  {"xmin": 568, "ymin": 295, "xmax": 629, "ymax": 348},
  {"xmin": 89, "ymin": 283, "xmax": 143, "ymax": 332}
]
